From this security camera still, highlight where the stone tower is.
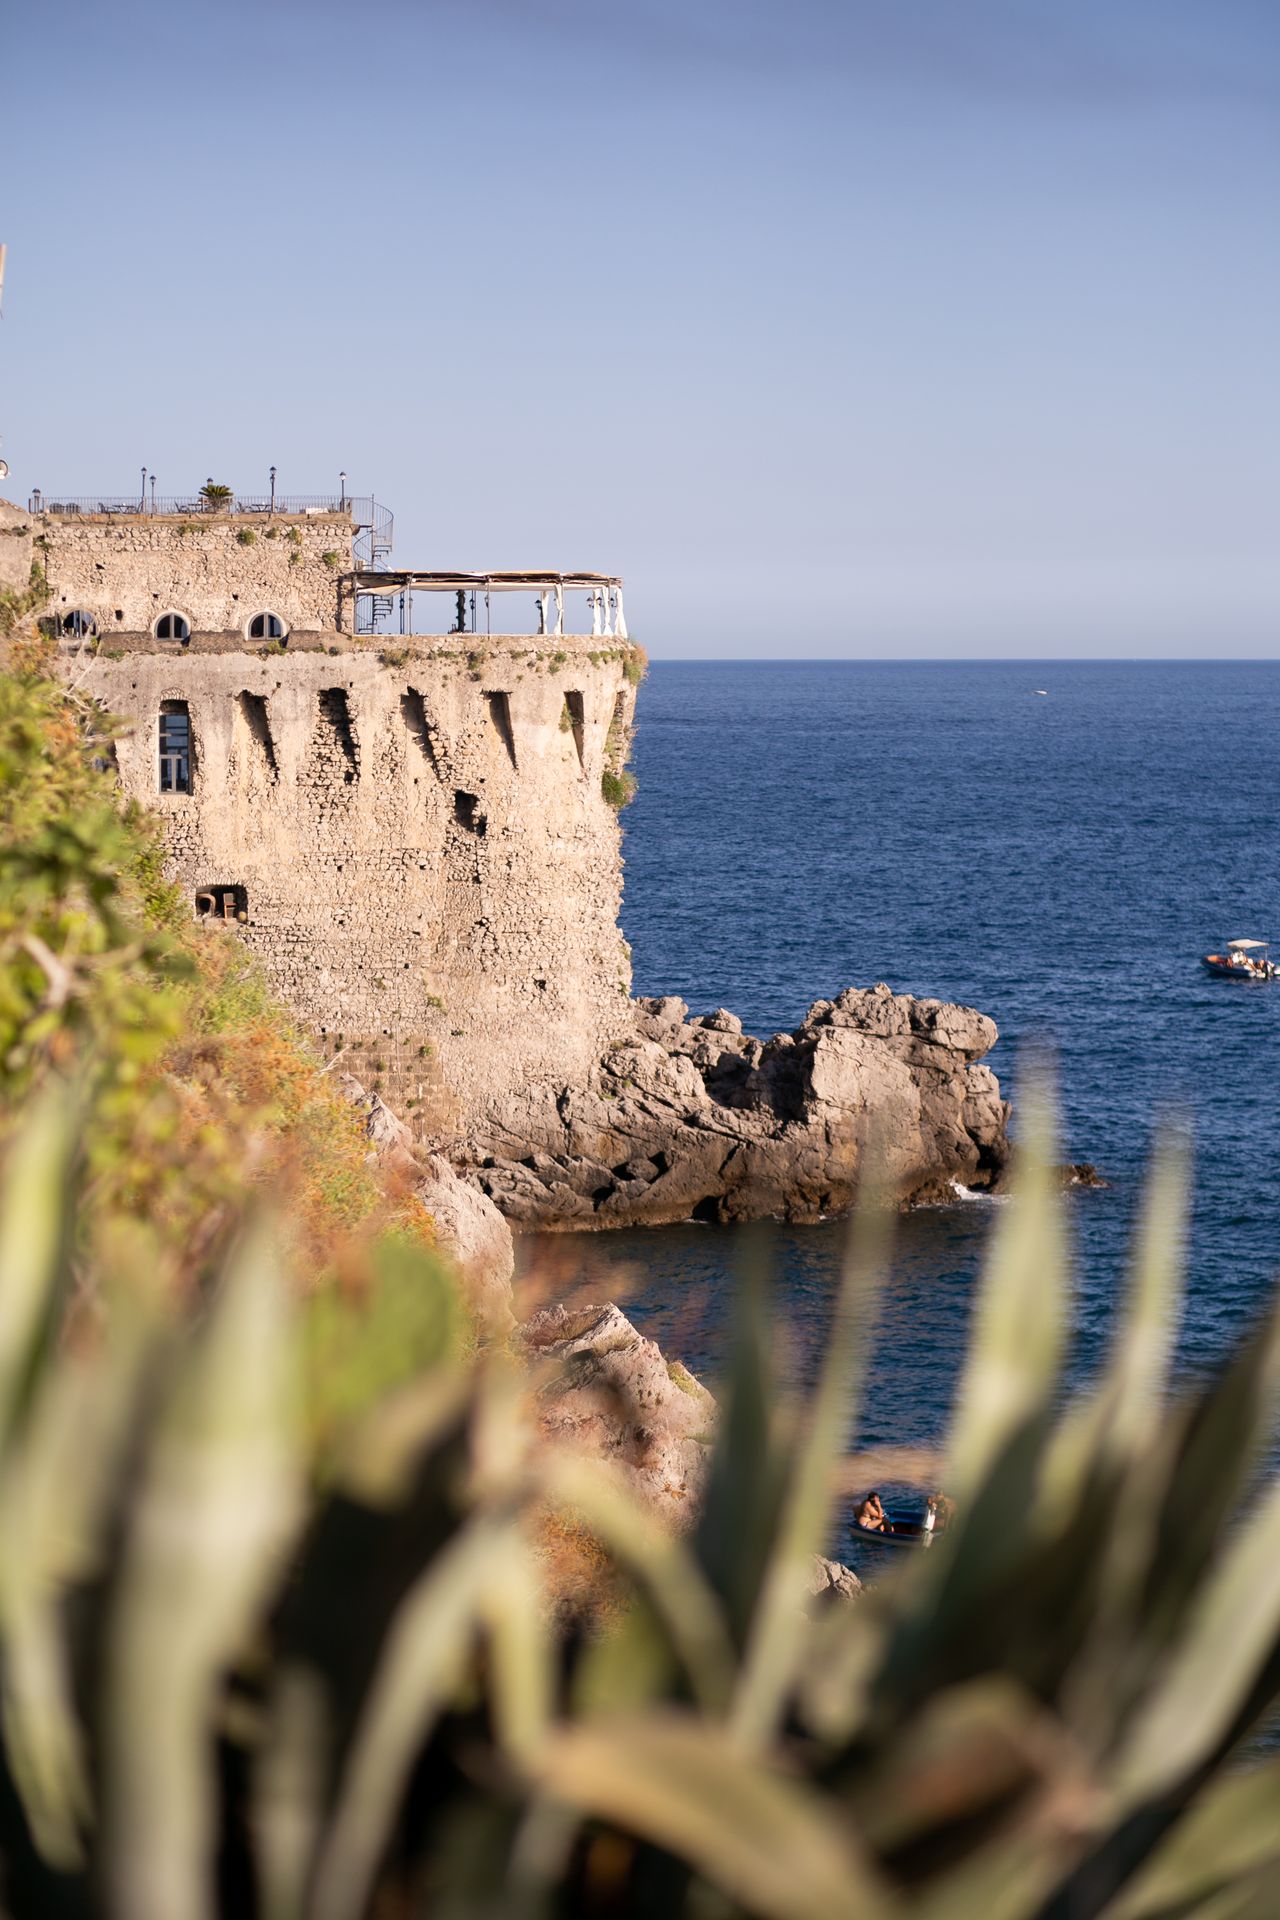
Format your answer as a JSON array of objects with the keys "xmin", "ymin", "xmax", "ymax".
[{"xmin": 7, "ymin": 491, "xmax": 642, "ymax": 1139}]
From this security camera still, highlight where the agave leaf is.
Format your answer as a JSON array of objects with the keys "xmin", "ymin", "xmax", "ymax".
[
  {"xmin": 1135, "ymin": 1298, "xmax": 1280, "ymax": 1663},
  {"xmin": 255, "ymin": 1668, "xmax": 329, "ymax": 1920},
  {"xmin": 909, "ymin": 1823, "xmax": 1080, "ymax": 1920},
  {"xmin": 695, "ymin": 1235, "xmax": 790, "ymax": 1649},
  {"xmin": 1098, "ymin": 1132, "xmax": 1187, "ymax": 1468},
  {"xmin": 731, "ymin": 1184, "xmax": 889, "ymax": 1747},
  {"xmin": 0, "ymin": 1081, "xmax": 77, "ymax": 1447},
  {"xmin": 947, "ymin": 1076, "xmax": 1066, "ymax": 1507},
  {"xmin": 0, "ymin": 1606, "xmax": 89, "ymax": 1872},
  {"xmin": 1052, "ymin": 1136, "xmax": 1189, "ymax": 1740},
  {"xmin": 0, "ymin": 1289, "xmax": 160, "ymax": 1868},
  {"xmin": 332, "ymin": 1369, "xmax": 474, "ymax": 1510},
  {"xmin": 102, "ymin": 1216, "xmax": 302, "ymax": 1920},
  {"xmin": 1111, "ymin": 1469, "xmax": 1280, "ymax": 1807},
  {"xmin": 1102, "ymin": 1754, "xmax": 1280, "ymax": 1920},
  {"xmin": 848, "ymin": 1676, "xmax": 1086, "ymax": 1855},
  {"xmin": 479, "ymin": 1528, "xmax": 553, "ymax": 1765},
  {"xmin": 310, "ymin": 1510, "xmax": 527, "ymax": 1920},
  {"xmin": 543, "ymin": 1451, "xmax": 736, "ymax": 1715},
  {"xmin": 1041, "ymin": 1130, "xmax": 1187, "ymax": 1525},
  {"xmin": 530, "ymin": 1709, "xmax": 893, "ymax": 1920}
]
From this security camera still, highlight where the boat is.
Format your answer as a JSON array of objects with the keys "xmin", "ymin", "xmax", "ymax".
[
  {"xmin": 852, "ymin": 1508, "xmax": 931, "ymax": 1548},
  {"xmin": 1202, "ymin": 938, "xmax": 1279, "ymax": 981}
]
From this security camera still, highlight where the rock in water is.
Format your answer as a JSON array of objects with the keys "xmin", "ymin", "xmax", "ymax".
[
  {"xmin": 807, "ymin": 1555, "xmax": 865, "ymax": 1606},
  {"xmin": 462, "ymin": 982, "xmax": 1010, "ymax": 1230},
  {"xmin": 522, "ymin": 1301, "xmax": 716, "ymax": 1517},
  {"xmin": 524, "ymin": 1302, "xmax": 864, "ymax": 1601}
]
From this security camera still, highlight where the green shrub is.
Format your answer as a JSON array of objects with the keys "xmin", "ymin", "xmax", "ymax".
[
  {"xmin": 236, "ymin": 528, "xmax": 257, "ymax": 546},
  {"xmin": 623, "ymin": 643, "xmax": 648, "ymax": 685},
  {"xmin": 321, "ymin": 550, "xmax": 341, "ymax": 569},
  {"xmin": 602, "ymin": 768, "xmax": 637, "ymax": 809}
]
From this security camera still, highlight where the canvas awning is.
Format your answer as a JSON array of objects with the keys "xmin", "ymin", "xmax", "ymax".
[{"xmin": 349, "ymin": 569, "xmax": 622, "ymax": 593}]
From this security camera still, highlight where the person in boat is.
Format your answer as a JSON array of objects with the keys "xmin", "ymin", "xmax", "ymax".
[
  {"xmin": 855, "ymin": 1491, "xmax": 886, "ymax": 1532},
  {"xmin": 923, "ymin": 1491, "xmax": 956, "ymax": 1541}
]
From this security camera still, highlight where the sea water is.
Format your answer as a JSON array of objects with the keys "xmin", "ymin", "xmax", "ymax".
[{"xmin": 524, "ymin": 661, "xmax": 1280, "ymax": 1558}]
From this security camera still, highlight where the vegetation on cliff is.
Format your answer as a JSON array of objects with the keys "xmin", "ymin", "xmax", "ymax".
[{"xmin": 0, "ymin": 637, "xmax": 455, "ymax": 1449}]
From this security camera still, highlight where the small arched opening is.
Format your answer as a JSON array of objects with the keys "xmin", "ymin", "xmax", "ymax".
[
  {"xmin": 155, "ymin": 611, "xmax": 191, "ymax": 643},
  {"xmin": 248, "ymin": 612, "xmax": 287, "ymax": 642}
]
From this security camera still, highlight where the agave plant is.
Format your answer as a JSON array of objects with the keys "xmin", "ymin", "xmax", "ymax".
[{"xmin": 1, "ymin": 1081, "xmax": 1280, "ymax": 1919}]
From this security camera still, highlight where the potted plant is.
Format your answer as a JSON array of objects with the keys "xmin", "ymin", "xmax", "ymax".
[{"xmin": 199, "ymin": 480, "xmax": 233, "ymax": 512}]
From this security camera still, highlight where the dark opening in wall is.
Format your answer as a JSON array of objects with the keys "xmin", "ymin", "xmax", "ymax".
[
  {"xmin": 454, "ymin": 791, "xmax": 486, "ymax": 836},
  {"xmin": 400, "ymin": 688, "xmax": 441, "ymax": 774},
  {"xmin": 484, "ymin": 691, "xmax": 517, "ymax": 768},
  {"xmin": 316, "ymin": 687, "xmax": 359, "ymax": 782},
  {"xmin": 236, "ymin": 690, "xmax": 278, "ymax": 779},
  {"xmin": 159, "ymin": 701, "xmax": 193, "ymax": 793},
  {"xmin": 195, "ymin": 884, "xmax": 248, "ymax": 923},
  {"xmin": 562, "ymin": 690, "xmax": 586, "ymax": 768}
]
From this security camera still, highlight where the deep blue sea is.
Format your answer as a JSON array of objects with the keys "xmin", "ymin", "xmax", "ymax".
[{"xmin": 525, "ymin": 661, "xmax": 1280, "ymax": 1562}]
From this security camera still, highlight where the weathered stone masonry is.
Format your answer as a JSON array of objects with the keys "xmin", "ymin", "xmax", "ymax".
[
  {"xmin": 86, "ymin": 638, "xmax": 640, "ymax": 1133},
  {"xmin": 16, "ymin": 502, "xmax": 641, "ymax": 1140}
]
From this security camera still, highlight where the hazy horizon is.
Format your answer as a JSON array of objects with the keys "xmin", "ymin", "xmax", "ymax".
[{"xmin": 3, "ymin": 0, "xmax": 1277, "ymax": 659}]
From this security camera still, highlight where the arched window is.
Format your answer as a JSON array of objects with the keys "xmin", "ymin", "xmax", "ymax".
[
  {"xmin": 60, "ymin": 610, "xmax": 97, "ymax": 638},
  {"xmin": 155, "ymin": 612, "xmax": 191, "ymax": 642},
  {"xmin": 248, "ymin": 612, "xmax": 286, "ymax": 641}
]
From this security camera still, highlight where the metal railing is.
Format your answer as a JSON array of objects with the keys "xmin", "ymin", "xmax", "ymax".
[{"xmin": 28, "ymin": 492, "xmax": 394, "ymax": 570}]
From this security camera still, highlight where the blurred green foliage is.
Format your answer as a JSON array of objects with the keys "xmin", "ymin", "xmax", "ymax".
[{"xmin": 0, "ymin": 1075, "xmax": 1278, "ymax": 1917}]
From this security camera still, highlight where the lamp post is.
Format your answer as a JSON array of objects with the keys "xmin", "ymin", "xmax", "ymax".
[
  {"xmin": 140, "ymin": 466, "xmax": 147, "ymax": 512},
  {"xmin": 269, "ymin": 465, "xmax": 277, "ymax": 514},
  {"xmin": 339, "ymin": 470, "xmax": 347, "ymax": 510},
  {"xmin": 150, "ymin": 474, "xmax": 156, "ymax": 513}
]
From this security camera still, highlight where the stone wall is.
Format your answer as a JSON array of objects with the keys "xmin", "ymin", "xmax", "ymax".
[
  {"xmin": 0, "ymin": 501, "xmax": 34, "ymax": 595},
  {"xmin": 79, "ymin": 635, "xmax": 642, "ymax": 1138},
  {"xmin": 38, "ymin": 511, "xmax": 351, "ymax": 638}
]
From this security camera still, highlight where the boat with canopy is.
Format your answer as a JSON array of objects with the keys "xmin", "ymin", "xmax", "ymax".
[{"xmin": 1202, "ymin": 939, "xmax": 1279, "ymax": 981}]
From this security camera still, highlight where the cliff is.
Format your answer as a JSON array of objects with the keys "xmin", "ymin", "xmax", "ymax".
[{"xmin": 463, "ymin": 982, "xmax": 1009, "ymax": 1227}]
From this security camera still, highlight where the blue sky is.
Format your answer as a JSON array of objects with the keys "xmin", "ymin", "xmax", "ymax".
[{"xmin": 2, "ymin": 0, "xmax": 1278, "ymax": 655}]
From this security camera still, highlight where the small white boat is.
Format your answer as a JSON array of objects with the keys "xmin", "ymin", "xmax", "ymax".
[{"xmin": 1203, "ymin": 938, "xmax": 1279, "ymax": 981}]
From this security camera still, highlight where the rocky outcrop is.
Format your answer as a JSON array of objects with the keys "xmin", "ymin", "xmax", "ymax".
[
  {"xmin": 461, "ymin": 983, "xmax": 1010, "ymax": 1231},
  {"xmin": 807, "ymin": 1555, "xmax": 865, "ymax": 1606},
  {"xmin": 522, "ymin": 1301, "xmax": 716, "ymax": 1518},
  {"xmin": 342, "ymin": 1075, "xmax": 515, "ymax": 1328},
  {"xmin": 525, "ymin": 1303, "xmax": 864, "ymax": 1605}
]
